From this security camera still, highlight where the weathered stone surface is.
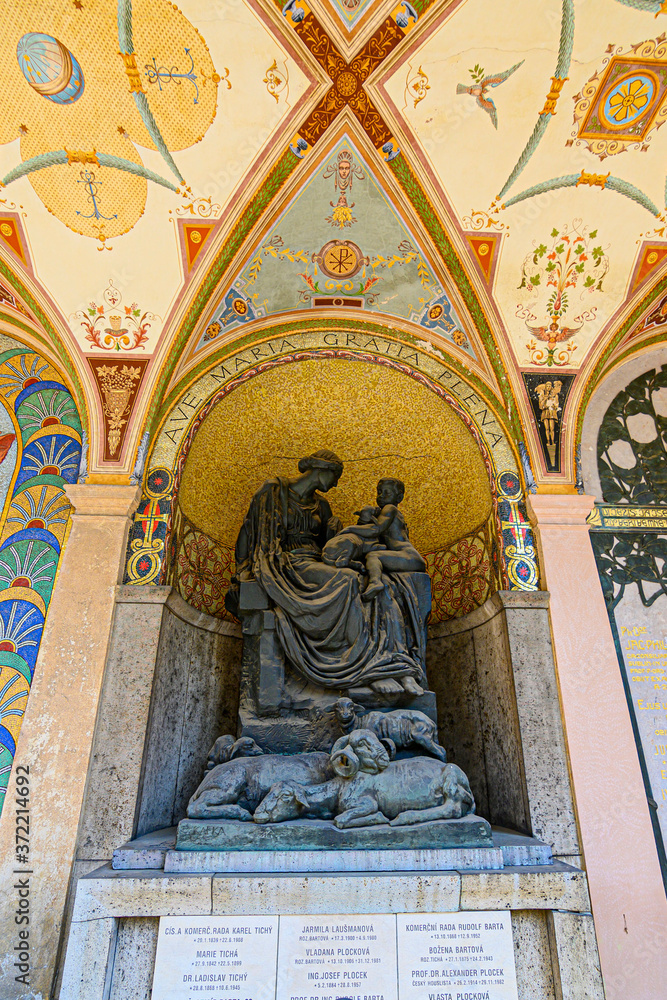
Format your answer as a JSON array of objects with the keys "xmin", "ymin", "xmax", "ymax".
[
  {"xmin": 113, "ymin": 828, "xmax": 177, "ymax": 870},
  {"xmin": 426, "ymin": 630, "xmax": 489, "ymax": 817},
  {"xmin": 473, "ymin": 607, "xmax": 529, "ymax": 831},
  {"xmin": 134, "ymin": 607, "xmax": 242, "ymax": 836},
  {"xmin": 459, "ymin": 862, "xmax": 590, "ymax": 912},
  {"xmin": 166, "ymin": 844, "xmax": 503, "ymax": 873},
  {"xmin": 72, "ymin": 867, "xmax": 213, "ymax": 920},
  {"xmin": 427, "ymin": 591, "xmax": 579, "ymax": 856},
  {"xmin": 109, "ymin": 917, "xmax": 160, "ymax": 1000},
  {"xmin": 500, "ymin": 594, "xmax": 580, "ymax": 855},
  {"xmin": 59, "ymin": 917, "xmax": 116, "ymax": 1000},
  {"xmin": 494, "ymin": 830, "xmax": 553, "ymax": 867},
  {"xmin": 511, "ymin": 910, "xmax": 556, "ymax": 1000},
  {"xmin": 176, "ymin": 813, "xmax": 492, "ymax": 852},
  {"xmin": 52, "ymin": 860, "xmax": 106, "ymax": 998},
  {"xmin": 212, "ymin": 871, "xmax": 461, "ymax": 913},
  {"xmin": 135, "ymin": 608, "xmax": 191, "ymax": 835},
  {"xmin": 548, "ymin": 911, "xmax": 605, "ymax": 999},
  {"xmin": 113, "ymin": 825, "xmax": 552, "ymax": 871},
  {"xmin": 77, "ymin": 591, "xmax": 169, "ymax": 860}
]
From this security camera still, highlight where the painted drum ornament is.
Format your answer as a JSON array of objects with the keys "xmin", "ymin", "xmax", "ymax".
[{"xmin": 17, "ymin": 32, "xmax": 84, "ymax": 105}]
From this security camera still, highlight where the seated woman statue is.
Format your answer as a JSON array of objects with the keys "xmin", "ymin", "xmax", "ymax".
[{"xmin": 225, "ymin": 450, "xmax": 427, "ymax": 697}]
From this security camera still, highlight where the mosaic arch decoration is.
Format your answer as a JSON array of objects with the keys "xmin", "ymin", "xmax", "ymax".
[
  {"xmin": 0, "ymin": 337, "xmax": 82, "ymax": 813},
  {"xmin": 124, "ymin": 329, "xmax": 539, "ymax": 618},
  {"xmin": 0, "ymin": 0, "xmax": 221, "ymax": 246}
]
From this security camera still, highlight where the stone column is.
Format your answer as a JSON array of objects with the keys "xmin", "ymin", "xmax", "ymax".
[
  {"xmin": 0, "ymin": 484, "xmax": 140, "ymax": 1000},
  {"xmin": 527, "ymin": 493, "xmax": 667, "ymax": 1000}
]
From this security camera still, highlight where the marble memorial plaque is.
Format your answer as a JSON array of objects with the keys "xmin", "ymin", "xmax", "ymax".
[
  {"xmin": 277, "ymin": 914, "xmax": 398, "ymax": 1000},
  {"xmin": 613, "ymin": 599, "xmax": 667, "ymax": 850},
  {"xmin": 152, "ymin": 915, "xmax": 279, "ymax": 1000},
  {"xmin": 397, "ymin": 912, "xmax": 518, "ymax": 999}
]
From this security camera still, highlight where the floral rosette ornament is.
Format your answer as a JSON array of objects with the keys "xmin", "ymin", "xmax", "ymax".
[
  {"xmin": 70, "ymin": 280, "xmax": 160, "ymax": 352},
  {"xmin": 569, "ymin": 36, "xmax": 667, "ymax": 159}
]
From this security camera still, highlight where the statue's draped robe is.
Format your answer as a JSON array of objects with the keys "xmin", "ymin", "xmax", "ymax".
[{"xmin": 231, "ymin": 478, "xmax": 426, "ymax": 689}]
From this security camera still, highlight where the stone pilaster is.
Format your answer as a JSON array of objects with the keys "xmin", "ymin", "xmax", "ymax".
[
  {"xmin": 528, "ymin": 493, "xmax": 667, "ymax": 1000},
  {"xmin": 0, "ymin": 485, "xmax": 140, "ymax": 1000}
]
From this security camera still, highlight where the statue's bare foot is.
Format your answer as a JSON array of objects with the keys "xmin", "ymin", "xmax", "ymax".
[
  {"xmin": 362, "ymin": 579, "xmax": 384, "ymax": 602},
  {"xmin": 401, "ymin": 677, "xmax": 424, "ymax": 697},
  {"xmin": 371, "ymin": 679, "xmax": 403, "ymax": 695}
]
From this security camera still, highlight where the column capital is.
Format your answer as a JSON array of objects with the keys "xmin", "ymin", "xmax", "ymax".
[
  {"xmin": 65, "ymin": 483, "xmax": 142, "ymax": 518},
  {"xmin": 527, "ymin": 493, "xmax": 595, "ymax": 526}
]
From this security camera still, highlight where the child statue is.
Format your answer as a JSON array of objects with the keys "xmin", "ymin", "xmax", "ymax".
[
  {"xmin": 323, "ymin": 478, "xmax": 427, "ymax": 601},
  {"xmin": 321, "ymin": 505, "xmax": 383, "ymax": 573}
]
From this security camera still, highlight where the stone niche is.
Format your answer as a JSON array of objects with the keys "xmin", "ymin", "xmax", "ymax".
[
  {"xmin": 58, "ymin": 585, "xmax": 602, "ymax": 1000},
  {"xmin": 57, "ymin": 356, "xmax": 600, "ymax": 997}
]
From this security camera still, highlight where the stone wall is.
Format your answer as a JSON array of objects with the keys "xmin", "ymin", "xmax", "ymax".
[
  {"xmin": 427, "ymin": 591, "xmax": 579, "ymax": 860},
  {"xmin": 54, "ymin": 586, "xmax": 242, "ymax": 995}
]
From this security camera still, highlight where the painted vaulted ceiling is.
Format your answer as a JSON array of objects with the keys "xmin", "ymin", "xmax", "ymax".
[{"xmin": 0, "ymin": 0, "xmax": 665, "ymax": 486}]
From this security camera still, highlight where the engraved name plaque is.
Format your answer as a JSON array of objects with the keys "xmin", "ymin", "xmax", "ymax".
[
  {"xmin": 277, "ymin": 914, "xmax": 397, "ymax": 1000},
  {"xmin": 397, "ymin": 912, "xmax": 518, "ymax": 999},
  {"xmin": 151, "ymin": 915, "xmax": 279, "ymax": 1000},
  {"xmin": 152, "ymin": 912, "xmax": 518, "ymax": 1000}
]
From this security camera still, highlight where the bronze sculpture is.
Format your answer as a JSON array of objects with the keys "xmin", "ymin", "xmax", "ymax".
[
  {"xmin": 179, "ymin": 450, "xmax": 486, "ymax": 846},
  {"xmin": 226, "ymin": 450, "xmax": 427, "ymax": 696}
]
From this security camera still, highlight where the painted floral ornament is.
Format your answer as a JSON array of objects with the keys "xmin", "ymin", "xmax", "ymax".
[{"xmin": 569, "ymin": 36, "xmax": 667, "ymax": 159}]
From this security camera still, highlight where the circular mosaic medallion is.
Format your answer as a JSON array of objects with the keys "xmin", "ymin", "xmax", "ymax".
[
  {"xmin": 335, "ymin": 70, "xmax": 359, "ymax": 98},
  {"xmin": 600, "ymin": 71, "xmax": 657, "ymax": 131},
  {"xmin": 146, "ymin": 467, "xmax": 173, "ymax": 498},
  {"xmin": 233, "ymin": 299, "xmax": 248, "ymax": 316},
  {"xmin": 316, "ymin": 240, "xmax": 366, "ymax": 279},
  {"xmin": 17, "ymin": 33, "xmax": 84, "ymax": 105}
]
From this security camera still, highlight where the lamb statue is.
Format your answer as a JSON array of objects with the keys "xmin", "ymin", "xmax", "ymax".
[
  {"xmin": 253, "ymin": 729, "xmax": 475, "ymax": 829},
  {"xmin": 330, "ymin": 697, "xmax": 447, "ymax": 761}
]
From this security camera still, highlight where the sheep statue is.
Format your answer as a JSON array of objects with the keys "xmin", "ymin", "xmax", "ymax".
[
  {"xmin": 187, "ymin": 749, "xmax": 334, "ymax": 820},
  {"xmin": 253, "ymin": 729, "xmax": 475, "ymax": 829},
  {"xmin": 329, "ymin": 697, "xmax": 447, "ymax": 761}
]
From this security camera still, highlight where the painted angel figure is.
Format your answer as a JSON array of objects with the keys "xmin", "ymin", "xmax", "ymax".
[
  {"xmin": 525, "ymin": 319, "xmax": 581, "ymax": 352},
  {"xmin": 456, "ymin": 60, "xmax": 524, "ymax": 129}
]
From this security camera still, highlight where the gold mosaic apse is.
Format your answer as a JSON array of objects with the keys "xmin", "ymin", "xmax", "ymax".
[{"xmin": 178, "ymin": 358, "xmax": 492, "ymax": 555}]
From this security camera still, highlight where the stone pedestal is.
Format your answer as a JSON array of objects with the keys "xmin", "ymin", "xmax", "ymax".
[
  {"xmin": 528, "ymin": 493, "xmax": 667, "ymax": 1000},
  {"xmin": 237, "ymin": 573, "xmax": 435, "ymax": 754},
  {"xmin": 58, "ymin": 862, "xmax": 604, "ymax": 1000},
  {"xmin": 175, "ymin": 813, "xmax": 492, "ymax": 853}
]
